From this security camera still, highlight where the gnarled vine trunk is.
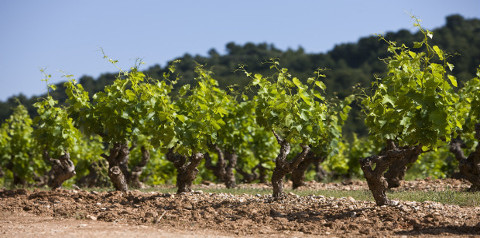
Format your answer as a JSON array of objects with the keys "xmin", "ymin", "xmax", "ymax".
[
  {"xmin": 102, "ymin": 143, "xmax": 129, "ymax": 192},
  {"xmin": 237, "ymin": 163, "xmax": 268, "ymax": 184},
  {"xmin": 204, "ymin": 144, "xmax": 237, "ymax": 189},
  {"xmin": 237, "ymin": 163, "xmax": 260, "ymax": 183},
  {"xmin": 204, "ymin": 144, "xmax": 226, "ymax": 182},
  {"xmin": 460, "ymin": 147, "xmax": 480, "ymax": 190},
  {"xmin": 166, "ymin": 148, "xmax": 204, "ymax": 193},
  {"xmin": 291, "ymin": 151, "xmax": 325, "ymax": 189},
  {"xmin": 43, "ymin": 150, "xmax": 76, "ymax": 190},
  {"xmin": 257, "ymin": 163, "xmax": 268, "ymax": 183},
  {"xmin": 5, "ymin": 160, "xmax": 26, "ymax": 186},
  {"xmin": 314, "ymin": 160, "xmax": 328, "ymax": 182},
  {"xmin": 360, "ymin": 141, "xmax": 422, "ymax": 206},
  {"xmin": 271, "ymin": 131, "xmax": 310, "ymax": 198},
  {"xmin": 450, "ymin": 124, "xmax": 480, "ymax": 191},
  {"xmin": 384, "ymin": 147, "xmax": 422, "ymax": 188},
  {"xmin": 129, "ymin": 146, "xmax": 150, "ymax": 189},
  {"xmin": 224, "ymin": 151, "xmax": 237, "ymax": 188},
  {"xmin": 76, "ymin": 160, "xmax": 110, "ymax": 188}
]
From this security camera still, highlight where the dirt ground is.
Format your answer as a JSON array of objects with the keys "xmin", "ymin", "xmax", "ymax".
[{"xmin": 1, "ymin": 179, "xmax": 479, "ymax": 237}]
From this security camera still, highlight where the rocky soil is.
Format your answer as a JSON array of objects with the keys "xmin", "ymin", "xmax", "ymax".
[{"xmin": 1, "ymin": 179, "xmax": 479, "ymax": 237}]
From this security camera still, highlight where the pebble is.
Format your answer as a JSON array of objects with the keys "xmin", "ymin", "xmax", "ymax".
[
  {"xmin": 390, "ymin": 200, "xmax": 400, "ymax": 206},
  {"xmin": 144, "ymin": 211, "xmax": 157, "ymax": 218},
  {"xmin": 399, "ymin": 205, "xmax": 410, "ymax": 212},
  {"xmin": 164, "ymin": 193, "xmax": 174, "ymax": 198}
]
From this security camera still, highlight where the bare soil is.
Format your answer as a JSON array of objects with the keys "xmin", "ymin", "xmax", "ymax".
[{"xmin": 1, "ymin": 179, "xmax": 479, "ymax": 237}]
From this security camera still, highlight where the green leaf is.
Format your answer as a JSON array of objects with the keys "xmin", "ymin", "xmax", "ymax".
[
  {"xmin": 432, "ymin": 45, "xmax": 443, "ymax": 60},
  {"xmin": 176, "ymin": 114, "xmax": 186, "ymax": 123},
  {"xmin": 430, "ymin": 109, "xmax": 447, "ymax": 127},
  {"xmin": 284, "ymin": 114, "xmax": 293, "ymax": 127},
  {"xmin": 315, "ymin": 81, "xmax": 326, "ymax": 91},
  {"xmin": 253, "ymin": 74, "xmax": 262, "ymax": 85},
  {"xmin": 422, "ymin": 145, "xmax": 430, "ymax": 152},
  {"xmin": 121, "ymin": 111, "xmax": 129, "ymax": 119},
  {"xmin": 299, "ymin": 91, "xmax": 311, "ymax": 106},
  {"xmin": 313, "ymin": 93, "xmax": 324, "ymax": 101},
  {"xmin": 447, "ymin": 75, "xmax": 457, "ymax": 87},
  {"xmin": 413, "ymin": 41, "xmax": 423, "ymax": 48},
  {"xmin": 47, "ymin": 98, "xmax": 56, "ymax": 107},
  {"xmin": 292, "ymin": 77, "xmax": 303, "ymax": 89},
  {"xmin": 381, "ymin": 95, "xmax": 395, "ymax": 106},
  {"xmin": 211, "ymin": 120, "xmax": 221, "ymax": 130},
  {"xmin": 125, "ymin": 89, "xmax": 136, "ymax": 101},
  {"xmin": 408, "ymin": 51, "xmax": 417, "ymax": 58},
  {"xmin": 455, "ymin": 119, "xmax": 463, "ymax": 129},
  {"xmin": 294, "ymin": 124, "xmax": 302, "ymax": 133},
  {"xmin": 447, "ymin": 63, "xmax": 454, "ymax": 72},
  {"xmin": 299, "ymin": 111, "xmax": 308, "ymax": 121},
  {"xmin": 307, "ymin": 77, "xmax": 314, "ymax": 84}
]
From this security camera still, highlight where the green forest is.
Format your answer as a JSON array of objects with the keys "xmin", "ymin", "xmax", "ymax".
[{"xmin": 1, "ymin": 14, "xmax": 478, "ymax": 139}]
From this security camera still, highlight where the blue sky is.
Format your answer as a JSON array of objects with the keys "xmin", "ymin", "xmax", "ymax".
[{"xmin": 1, "ymin": 0, "xmax": 479, "ymax": 101}]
